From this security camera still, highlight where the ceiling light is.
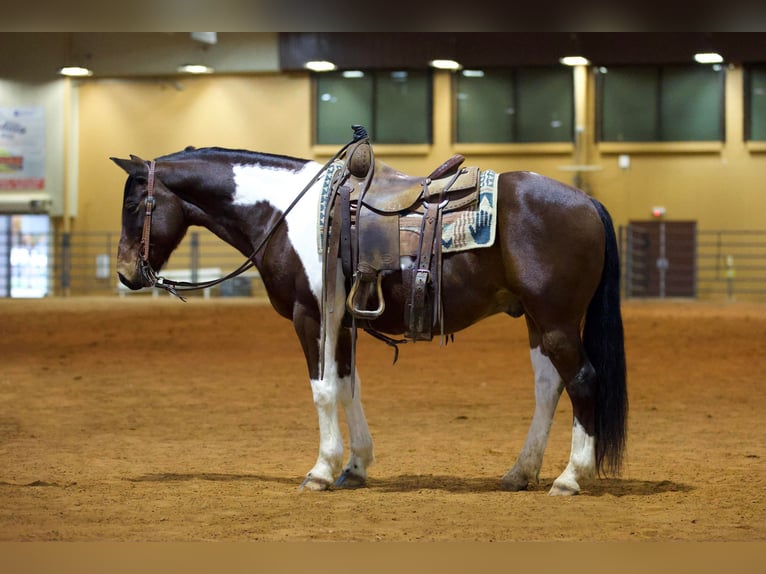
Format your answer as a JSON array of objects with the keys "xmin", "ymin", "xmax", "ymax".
[
  {"xmin": 694, "ymin": 52, "xmax": 723, "ymax": 64},
  {"xmin": 462, "ymin": 70, "xmax": 485, "ymax": 78},
  {"xmin": 305, "ymin": 60, "xmax": 337, "ymax": 72},
  {"xmin": 430, "ymin": 59, "xmax": 461, "ymax": 70},
  {"xmin": 59, "ymin": 66, "xmax": 93, "ymax": 77},
  {"xmin": 559, "ymin": 56, "xmax": 590, "ymax": 66},
  {"xmin": 342, "ymin": 70, "xmax": 365, "ymax": 78},
  {"xmin": 177, "ymin": 64, "xmax": 214, "ymax": 74}
]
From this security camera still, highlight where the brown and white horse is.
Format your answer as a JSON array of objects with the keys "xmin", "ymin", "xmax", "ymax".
[{"xmin": 112, "ymin": 146, "xmax": 627, "ymax": 495}]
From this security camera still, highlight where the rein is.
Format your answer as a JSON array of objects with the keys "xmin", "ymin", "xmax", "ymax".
[{"xmin": 138, "ymin": 128, "xmax": 367, "ymax": 301}]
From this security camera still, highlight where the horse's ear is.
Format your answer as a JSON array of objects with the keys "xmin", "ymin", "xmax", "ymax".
[{"xmin": 110, "ymin": 156, "xmax": 147, "ymax": 176}]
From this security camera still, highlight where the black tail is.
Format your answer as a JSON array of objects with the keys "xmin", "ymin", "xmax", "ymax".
[{"xmin": 584, "ymin": 199, "xmax": 628, "ymax": 476}]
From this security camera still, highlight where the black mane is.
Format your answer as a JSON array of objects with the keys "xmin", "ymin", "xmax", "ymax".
[{"xmin": 157, "ymin": 146, "xmax": 311, "ymax": 172}]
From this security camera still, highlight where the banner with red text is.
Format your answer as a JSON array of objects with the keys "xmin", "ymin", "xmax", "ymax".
[{"xmin": 0, "ymin": 107, "xmax": 45, "ymax": 191}]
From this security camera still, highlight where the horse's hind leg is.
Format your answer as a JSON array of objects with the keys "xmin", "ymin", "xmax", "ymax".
[
  {"xmin": 503, "ymin": 317, "xmax": 596, "ymax": 495},
  {"xmin": 501, "ymin": 317, "xmax": 564, "ymax": 491},
  {"xmin": 539, "ymin": 325, "xmax": 597, "ymax": 496}
]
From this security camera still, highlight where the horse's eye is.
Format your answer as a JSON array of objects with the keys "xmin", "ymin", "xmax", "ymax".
[{"xmin": 124, "ymin": 200, "xmax": 141, "ymax": 213}]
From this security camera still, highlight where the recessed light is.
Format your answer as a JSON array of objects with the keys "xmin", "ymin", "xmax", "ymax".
[
  {"xmin": 177, "ymin": 64, "xmax": 214, "ymax": 74},
  {"xmin": 430, "ymin": 59, "xmax": 461, "ymax": 70},
  {"xmin": 559, "ymin": 56, "xmax": 590, "ymax": 66},
  {"xmin": 59, "ymin": 66, "xmax": 93, "ymax": 77},
  {"xmin": 305, "ymin": 60, "xmax": 337, "ymax": 72},
  {"xmin": 694, "ymin": 52, "xmax": 723, "ymax": 64}
]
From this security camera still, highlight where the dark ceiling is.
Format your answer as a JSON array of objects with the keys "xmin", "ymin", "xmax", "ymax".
[{"xmin": 279, "ymin": 33, "xmax": 766, "ymax": 70}]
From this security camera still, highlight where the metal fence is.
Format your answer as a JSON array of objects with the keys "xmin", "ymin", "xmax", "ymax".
[
  {"xmin": 620, "ymin": 225, "xmax": 766, "ymax": 301},
  {"xmin": 696, "ymin": 230, "xmax": 766, "ymax": 300},
  {"xmin": 0, "ymin": 229, "xmax": 264, "ymax": 298},
  {"xmin": 2, "ymin": 226, "xmax": 765, "ymax": 300}
]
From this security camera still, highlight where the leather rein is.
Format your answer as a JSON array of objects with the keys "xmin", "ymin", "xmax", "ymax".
[{"xmin": 137, "ymin": 132, "xmax": 365, "ymax": 301}]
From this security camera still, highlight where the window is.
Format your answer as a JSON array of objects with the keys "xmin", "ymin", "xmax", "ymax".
[
  {"xmin": 315, "ymin": 70, "xmax": 431, "ymax": 145},
  {"xmin": 598, "ymin": 64, "xmax": 725, "ymax": 142},
  {"xmin": 455, "ymin": 67, "xmax": 574, "ymax": 143},
  {"xmin": 745, "ymin": 64, "xmax": 766, "ymax": 141}
]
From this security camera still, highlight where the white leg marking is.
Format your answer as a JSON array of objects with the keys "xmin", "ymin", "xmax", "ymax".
[
  {"xmin": 502, "ymin": 346, "xmax": 563, "ymax": 489},
  {"xmin": 338, "ymin": 367, "xmax": 374, "ymax": 481},
  {"xmin": 549, "ymin": 417, "xmax": 596, "ymax": 496},
  {"xmin": 307, "ymin": 374, "xmax": 344, "ymax": 486},
  {"xmin": 303, "ymin": 277, "xmax": 345, "ymax": 488}
]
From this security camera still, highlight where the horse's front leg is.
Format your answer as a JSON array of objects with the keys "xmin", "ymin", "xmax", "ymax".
[
  {"xmin": 315, "ymin": 326, "xmax": 374, "ymax": 489},
  {"xmin": 335, "ymin": 364, "xmax": 375, "ymax": 488},
  {"xmin": 294, "ymin": 301, "xmax": 374, "ymax": 490},
  {"xmin": 292, "ymin": 302, "xmax": 344, "ymax": 491},
  {"xmin": 301, "ymin": 374, "xmax": 344, "ymax": 490}
]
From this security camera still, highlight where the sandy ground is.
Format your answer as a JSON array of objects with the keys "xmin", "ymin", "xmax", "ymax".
[{"xmin": 0, "ymin": 296, "xmax": 764, "ymax": 543}]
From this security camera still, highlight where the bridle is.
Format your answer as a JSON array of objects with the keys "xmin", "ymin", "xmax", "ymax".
[
  {"xmin": 135, "ymin": 127, "xmax": 367, "ymax": 301},
  {"xmin": 136, "ymin": 160, "xmax": 160, "ymax": 289}
]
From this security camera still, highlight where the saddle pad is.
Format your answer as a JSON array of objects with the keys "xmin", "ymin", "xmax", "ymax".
[
  {"xmin": 399, "ymin": 169, "xmax": 498, "ymax": 253},
  {"xmin": 317, "ymin": 160, "xmax": 345, "ymax": 252}
]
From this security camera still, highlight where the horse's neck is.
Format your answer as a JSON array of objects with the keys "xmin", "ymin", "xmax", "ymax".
[
  {"xmin": 159, "ymin": 159, "xmax": 262, "ymax": 258},
  {"xmin": 165, "ymin": 157, "xmax": 320, "ymax": 267}
]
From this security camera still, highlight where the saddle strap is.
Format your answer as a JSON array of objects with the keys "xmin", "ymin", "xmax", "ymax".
[
  {"xmin": 407, "ymin": 199, "xmax": 441, "ymax": 340},
  {"xmin": 339, "ymin": 184, "xmax": 353, "ymax": 278},
  {"xmin": 324, "ymin": 197, "xmax": 343, "ymax": 315}
]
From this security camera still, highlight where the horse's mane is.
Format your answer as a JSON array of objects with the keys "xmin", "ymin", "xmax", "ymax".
[{"xmin": 157, "ymin": 146, "xmax": 311, "ymax": 172}]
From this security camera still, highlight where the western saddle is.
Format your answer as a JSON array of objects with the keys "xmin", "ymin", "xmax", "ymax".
[{"xmin": 321, "ymin": 130, "xmax": 482, "ymax": 354}]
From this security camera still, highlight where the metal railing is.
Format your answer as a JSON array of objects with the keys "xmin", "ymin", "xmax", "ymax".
[
  {"xmin": 620, "ymin": 225, "xmax": 766, "ymax": 301},
  {"xmin": 696, "ymin": 230, "xmax": 766, "ymax": 299},
  {"xmin": 6, "ymin": 229, "xmax": 264, "ymax": 298},
  {"xmin": 2, "ymin": 227, "xmax": 764, "ymax": 300}
]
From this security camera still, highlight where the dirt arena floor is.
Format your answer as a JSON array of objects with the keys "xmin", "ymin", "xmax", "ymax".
[{"xmin": 0, "ymin": 295, "xmax": 764, "ymax": 543}]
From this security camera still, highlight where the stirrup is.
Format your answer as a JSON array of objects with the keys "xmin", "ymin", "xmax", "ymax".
[{"xmin": 346, "ymin": 272, "xmax": 385, "ymax": 320}]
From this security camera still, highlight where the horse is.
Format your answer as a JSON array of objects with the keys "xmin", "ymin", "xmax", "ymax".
[{"xmin": 111, "ymin": 144, "xmax": 627, "ymax": 496}]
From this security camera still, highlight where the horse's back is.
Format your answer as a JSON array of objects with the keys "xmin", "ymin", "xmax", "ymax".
[{"xmin": 498, "ymin": 171, "xmax": 602, "ymax": 227}]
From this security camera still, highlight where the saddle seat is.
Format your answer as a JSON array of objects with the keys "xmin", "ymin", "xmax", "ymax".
[{"xmin": 348, "ymin": 153, "xmax": 478, "ymax": 214}]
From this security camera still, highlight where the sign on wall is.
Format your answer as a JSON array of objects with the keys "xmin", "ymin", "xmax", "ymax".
[{"xmin": 0, "ymin": 107, "xmax": 45, "ymax": 191}]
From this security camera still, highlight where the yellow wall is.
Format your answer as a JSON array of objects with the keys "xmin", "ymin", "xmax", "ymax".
[
  {"xmin": 77, "ymin": 73, "xmax": 313, "ymax": 234},
  {"xmin": 76, "ymin": 67, "xmax": 765, "ymax": 236},
  {"xmin": 589, "ymin": 67, "xmax": 765, "ymax": 230}
]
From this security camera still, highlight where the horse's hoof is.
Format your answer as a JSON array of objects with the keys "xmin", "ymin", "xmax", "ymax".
[
  {"xmin": 500, "ymin": 470, "xmax": 529, "ymax": 491},
  {"xmin": 334, "ymin": 469, "xmax": 366, "ymax": 489},
  {"xmin": 298, "ymin": 475, "xmax": 332, "ymax": 492},
  {"xmin": 548, "ymin": 481, "xmax": 580, "ymax": 496}
]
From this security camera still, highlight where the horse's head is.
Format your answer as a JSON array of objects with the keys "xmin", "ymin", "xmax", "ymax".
[{"xmin": 111, "ymin": 155, "xmax": 189, "ymax": 290}]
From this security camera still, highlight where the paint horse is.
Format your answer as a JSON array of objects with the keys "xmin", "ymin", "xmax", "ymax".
[{"xmin": 112, "ymin": 143, "xmax": 627, "ymax": 496}]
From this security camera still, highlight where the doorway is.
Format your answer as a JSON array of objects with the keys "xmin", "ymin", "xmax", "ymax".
[
  {"xmin": 623, "ymin": 220, "xmax": 697, "ymax": 298},
  {"xmin": 0, "ymin": 214, "xmax": 50, "ymax": 297}
]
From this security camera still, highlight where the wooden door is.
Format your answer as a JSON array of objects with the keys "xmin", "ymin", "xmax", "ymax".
[{"xmin": 624, "ymin": 221, "xmax": 697, "ymax": 298}]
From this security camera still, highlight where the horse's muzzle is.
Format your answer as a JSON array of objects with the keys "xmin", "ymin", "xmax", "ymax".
[{"xmin": 117, "ymin": 272, "xmax": 143, "ymax": 291}]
